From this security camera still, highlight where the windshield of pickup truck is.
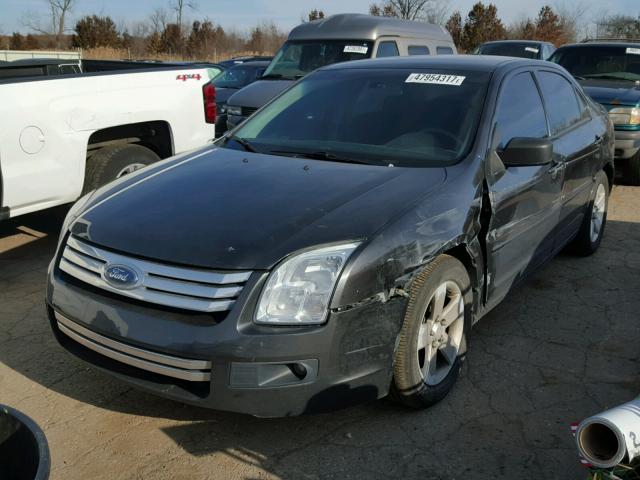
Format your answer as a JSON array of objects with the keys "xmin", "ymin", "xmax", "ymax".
[
  {"xmin": 552, "ymin": 46, "xmax": 640, "ymax": 81},
  {"xmin": 226, "ymin": 68, "xmax": 490, "ymax": 167},
  {"xmin": 262, "ymin": 40, "xmax": 374, "ymax": 80},
  {"xmin": 477, "ymin": 42, "xmax": 541, "ymax": 59}
]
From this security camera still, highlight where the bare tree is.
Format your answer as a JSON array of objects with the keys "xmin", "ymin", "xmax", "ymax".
[
  {"xmin": 170, "ymin": 0, "xmax": 197, "ymax": 32},
  {"xmin": 369, "ymin": 0, "xmax": 450, "ymax": 24},
  {"xmin": 149, "ymin": 7, "xmax": 169, "ymax": 34},
  {"xmin": 22, "ymin": 0, "xmax": 75, "ymax": 48},
  {"xmin": 554, "ymin": 1, "xmax": 590, "ymax": 42}
]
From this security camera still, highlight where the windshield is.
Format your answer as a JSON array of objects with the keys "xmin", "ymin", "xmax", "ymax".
[
  {"xmin": 262, "ymin": 40, "xmax": 374, "ymax": 80},
  {"xmin": 214, "ymin": 65, "xmax": 264, "ymax": 89},
  {"xmin": 551, "ymin": 46, "xmax": 640, "ymax": 81},
  {"xmin": 226, "ymin": 68, "xmax": 491, "ymax": 167},
  {"xmin": 478, "ymin": 42, "xmax": 541, "ymax": 59}
]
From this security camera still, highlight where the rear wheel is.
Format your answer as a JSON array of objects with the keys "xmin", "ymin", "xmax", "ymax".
[
  {"xmin": 83, "ymin": 144, "xmax": 160, "ymax": 194},
  {"xmin": 569, "ymin": 170, "xmax": 609, "ymax": 256},
  {"xmin": 391, "ymin": 255, "xmax": 472, "ymax": 409}
]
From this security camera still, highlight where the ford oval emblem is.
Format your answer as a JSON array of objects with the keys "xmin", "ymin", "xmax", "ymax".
[{"xmin": 103, "ymin": 264, "xmax": 140, "ymax": 290}]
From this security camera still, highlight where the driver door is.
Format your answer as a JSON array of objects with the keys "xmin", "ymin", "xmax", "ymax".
[{"xmin": 484, "ymin": 69, "xmax": 564, "ymax": 308}]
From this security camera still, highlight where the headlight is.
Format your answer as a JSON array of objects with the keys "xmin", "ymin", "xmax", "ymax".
[
  {"xmin": 256, "ymin": 242, "xmax": 360, "ymax": 325},
  {"xmin": 61, "ymin": 192, "xmax": 94, "ymax": 234},
  {"xmin": 227, "ymin": 105, "xmax": 242, "ymax": 116},
  {"xmin": 609, "ymin": 107, "xmax": 640, "ymax": 126}
]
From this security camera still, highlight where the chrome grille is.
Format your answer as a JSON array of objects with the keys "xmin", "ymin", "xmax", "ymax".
[{"xmin": 59, "ymin": 236, "xmax": 251, "ymax": 313}]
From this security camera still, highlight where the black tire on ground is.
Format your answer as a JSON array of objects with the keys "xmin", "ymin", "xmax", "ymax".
[
  {"xmin": 82, "ymin": 144, "xmax": 160, "ymax": 194},
  {"xmin": 391, "ymin": 254, "xmax": 472, "ymax": 409},
  {"xmin": 623, "ymin": 151, "xmax": 640, "ymax": 186},
  {"xmin": 569, "ymin": 170, "xmax": 609, "ymax": 256}
]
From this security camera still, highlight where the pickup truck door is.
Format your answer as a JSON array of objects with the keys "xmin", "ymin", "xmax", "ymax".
[{"xmin": 484, "ymin": 70, "xmax": 564, "ymax": 308}]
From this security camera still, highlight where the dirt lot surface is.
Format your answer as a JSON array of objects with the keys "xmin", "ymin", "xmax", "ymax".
[{"xmin": 1, "ymin": 187, "xmax": 639, "ymax": 480}]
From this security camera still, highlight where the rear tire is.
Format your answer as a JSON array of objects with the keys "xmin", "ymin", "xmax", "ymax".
[
  {"xmin": 83, "ymin": 144, "xmax": 160, "ymax": 194},
  {"xmin": 390, "ymin": 255, "xmax": 472, "ymax": 409},
  {"xmin": 569, "ymin": 170, "xmax": 609, "ymax": 256}
]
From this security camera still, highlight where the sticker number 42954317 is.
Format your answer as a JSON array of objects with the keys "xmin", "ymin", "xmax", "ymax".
[
  {"xmin": 405, "ymin": 73, "xmax": 466, "ymax": 86},
  {"xmin": 627, "ymin": 47, "xmax": 640, "ymax": 55}
]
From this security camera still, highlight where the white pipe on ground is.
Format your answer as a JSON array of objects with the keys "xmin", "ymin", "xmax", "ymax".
[{"xmin": 576, "ymin": 398, "xmax": 640, "ymax": 469}]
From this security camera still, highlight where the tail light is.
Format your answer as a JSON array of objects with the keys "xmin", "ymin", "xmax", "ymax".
[{"xmin": 202, "ymin": 82, "xmax": 216, "ymax": 124}]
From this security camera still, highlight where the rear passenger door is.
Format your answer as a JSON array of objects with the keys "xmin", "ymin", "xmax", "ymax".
[
  {"xmin": 534, "ymin": 69, "xmax": 599, "ymax": 248},
  {"xmin": 485, "ymin": 69, "xmax": 564, "ymax": 308}
]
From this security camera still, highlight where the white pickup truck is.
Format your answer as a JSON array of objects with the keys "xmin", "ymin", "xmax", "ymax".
[{"xmin": 0, "ymin": 66, "xmax": 218, "ymax": 219}]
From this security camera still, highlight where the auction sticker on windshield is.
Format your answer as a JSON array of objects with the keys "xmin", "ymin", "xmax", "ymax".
[
  {"xmin": 627, "ymin": 48, "xmax": 640, "ymax": 55},
  {"xmin": 405, "ymin": 73, "xmax": 466, "ymax": 86},
  {"xmin": 344, "ymin": 45, "xmax": 369, "ymax": 55},
  {"xmin": 525, "ymin": 47, "xmax": 540, "ymax": 53}
]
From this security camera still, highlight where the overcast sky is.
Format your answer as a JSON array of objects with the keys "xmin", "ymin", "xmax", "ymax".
[{"xmin": 2, "ymin": 0, "xmax": 639, "ymax": 34}]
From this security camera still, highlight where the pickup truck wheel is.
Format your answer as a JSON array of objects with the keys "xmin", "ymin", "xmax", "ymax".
[
  {"xmin": 391, "ymin": 255, "xmax": 471, "ymax": 409},
  {"xmin": 83, "ymin": 144, "xmax": 160, "ymax": 194},
  {"xmin": 568, "ymin": 170, "xmax": 609, "ymax": 256}
]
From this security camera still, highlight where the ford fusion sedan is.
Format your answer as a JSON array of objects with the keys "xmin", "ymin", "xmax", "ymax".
[{"xmin": 46, "ymin": 56, "xmax": 613, "ymax": 417}]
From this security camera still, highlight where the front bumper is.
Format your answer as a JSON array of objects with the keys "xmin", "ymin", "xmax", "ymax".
[
  {"xmin": 614, "ymin": 129, "xmax": 640, "ymax": 159},
  {"xmin": 46, "ymin": 260, "xmax": 406, "ymax": 417}
]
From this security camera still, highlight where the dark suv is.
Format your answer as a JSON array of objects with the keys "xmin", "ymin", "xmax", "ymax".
[{"xmin": 551, "ymin": 41, "xmax": 640, "ymax": 183}]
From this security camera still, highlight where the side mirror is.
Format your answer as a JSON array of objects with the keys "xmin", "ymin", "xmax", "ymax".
[{"xmin": 498, "ymin": 137, "xmax": 553, "ymax": 167}]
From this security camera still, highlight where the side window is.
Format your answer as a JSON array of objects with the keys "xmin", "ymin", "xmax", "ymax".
[
  {"xmin": 408, "ymin": 45, "xmax": 430, "ymax": 56},
  {"xmin": 495, "ymin": 72, "xmax": 548, "ymax": 150},
  {"xmin": 376, "ymin": 41, "xmax": 400, "ymax": 58},
  {"xmin": 436, "ymin": 46, "xmax": 454, "ymax": 55},
  {"xmin": 537, "ymin": 71, "xmax": 582, "ymax": 135}
]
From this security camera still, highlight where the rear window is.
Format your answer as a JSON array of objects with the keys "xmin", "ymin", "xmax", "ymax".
[
  {"xmin": 377, "ymin": 41, "xmax": 400, "ymax": 58},
  {"xmin": 229, "ymin": 68, "xmax": 491, "ymax": 167},
  {"xmin": 551, "ymin": 45, "xmax": 640, "ymax": 81},
  {"xmin": 436, "ymin": 46, "xmax": 454, "ymax": 55},
  {"xmin": 408, "ymin": 45, "xmax": 430, "ymax": 56},
  {"xmin": 478, "ymin": 42, "xmax": 541, "ymax": 59}
]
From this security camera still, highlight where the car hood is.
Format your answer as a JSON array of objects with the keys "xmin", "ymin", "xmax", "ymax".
[
  {"xmin": 226, "ymin": 79, "xmax": 294, "ymax": 109},
  {"xmin": 579, "ymin": 79, "xmax": 640, "ymax": 106},
  {"xmin": 72, "ymin": 148, "xmax": 447, "ymax": 270},
  {"xmin": 215, "ymin": 87, "xmax": 238, "ymax": 104}
]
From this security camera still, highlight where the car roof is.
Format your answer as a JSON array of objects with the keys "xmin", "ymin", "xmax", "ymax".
[
  {"xmin": 558, "ymin": 42, "xmax": 640, "ymax": 49},
  {"xmin": 288, "ymin": 13, "xmax": 453, "ymax": 42},
  {"xmin": 481, "ymin": 40, "xmax": 549, "ymax": 46},
  {"xmin": 228, "ymin": 61, "xmax": 270, "ymax": 69},
  {"xmin": 321, "ymin": 54, "xmax": 544, "ymax": 73}
]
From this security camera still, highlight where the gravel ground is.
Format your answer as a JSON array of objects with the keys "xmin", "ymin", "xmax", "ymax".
[{"xmin": 1, "ymin": 186, "xmax": 639, "ymax": 480}]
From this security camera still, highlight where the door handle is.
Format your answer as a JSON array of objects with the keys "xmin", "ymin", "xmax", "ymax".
[{"xmin": 594, "ymin": 134, "xmax": 603, "ymax": 145}]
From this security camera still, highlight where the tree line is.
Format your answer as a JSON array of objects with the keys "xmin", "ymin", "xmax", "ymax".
[{"xmin": 3, "ymin": 0, "xmax": 640, "ymax": 58}]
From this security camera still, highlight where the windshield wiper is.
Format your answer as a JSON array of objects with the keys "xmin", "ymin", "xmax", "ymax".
[
  {"xmin": 225, "ymin": 134, "xmax": 258, "ymax": 153},
  {"xmin": 260, "ymin": 74, "xmax": 285, "ymax": 80},
  {"xmin": 269, "ymin": 149, "xmax": 375, "ymax": 165}
]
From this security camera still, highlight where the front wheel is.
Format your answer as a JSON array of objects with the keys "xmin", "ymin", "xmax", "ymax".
[
  {"xmin": 391, "ymin": 255, "xmax": 472, "ymax": 409},
  {"xmin": 569, "ymin": 170, "xmax": 609, "ymax": 256}
]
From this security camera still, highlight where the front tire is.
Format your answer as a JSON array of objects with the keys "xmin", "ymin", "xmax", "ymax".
[
  {"xmin": 391, "ymin": 255, "xmax": 472, "ymax": 409},
  {"xmin": 569, "ymin": 170, "xmax": 609, "ymax": 256},
  {"xmin": 83, "ymin": 144, "xmax": 160, "ymax": 194}
]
